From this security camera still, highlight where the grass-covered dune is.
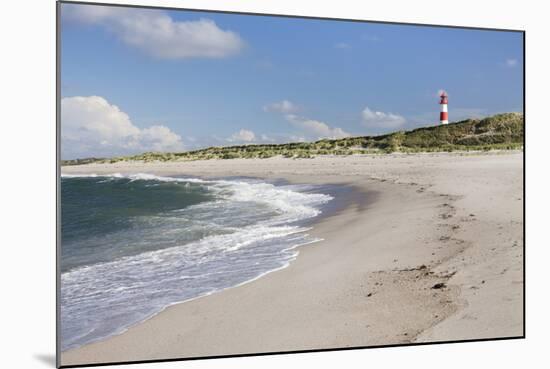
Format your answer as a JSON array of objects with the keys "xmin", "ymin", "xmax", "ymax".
[{"xmin": 62, "ymin": 112, "xmax": 523, "ymax": 165}]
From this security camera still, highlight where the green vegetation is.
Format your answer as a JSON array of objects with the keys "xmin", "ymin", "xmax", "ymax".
[
  {"xmin": 61, "ymin": 157, "xmax": 106, "ymax": 166},
  {"xmin": 62, "ymin": 112, "xmax": 523, "ymax": 165}
]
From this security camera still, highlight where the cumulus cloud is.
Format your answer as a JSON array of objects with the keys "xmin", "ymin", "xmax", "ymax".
[
  {"xmin": 361, "ymin": 107, "xmax": 406, "ymax": 129},
  {"xmin": 139, "ymin": 125, "xmax": 183, "ymax": 151},
  {"xmin": 263, "ymin": 100, "xmax": 299, "ymax": 114},
  {"xmin": 285, "ymin": 114, "xmax": 350, "ymax": 139},
  {"xmin": 264, "ymin": 100, "xmax": 349, "ymax": 139},
  {"xmin": 61, "ymin": 96, "xmax": 183, "ymax": 158},
  {"xmin": 228, "ymin": 129, "xmax": 256, "ymax": 143},
  {"xmin": 62, "ymin": 4, "xmax": 245, "ymax": 59}
]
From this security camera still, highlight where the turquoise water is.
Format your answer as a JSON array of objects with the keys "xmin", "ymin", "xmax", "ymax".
[{"xmin": 60, "ymin": 173, "xmax": 333, "ymax": 351}]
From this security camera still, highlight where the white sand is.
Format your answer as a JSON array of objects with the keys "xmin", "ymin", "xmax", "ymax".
[{"xmin": 61, "ymin": 152, "xmax": 524, "ymax": 366}]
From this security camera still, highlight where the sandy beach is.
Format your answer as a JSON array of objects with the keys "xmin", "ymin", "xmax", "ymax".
[{"xmin": 60, "ymin": 152, "xmax": 524, "ymax": 366}]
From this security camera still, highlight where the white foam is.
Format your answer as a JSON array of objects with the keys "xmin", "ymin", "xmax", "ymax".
[
  {"xmin": 60, "ymin": 173, "xmax": 334, "ymax": 351},
  {"xmin": 61, "ymin": 173, "xmax": 333, "ymax": 223},
  {"xmin": 62, "ymin": 173, "xmax": 124, "ymax": 178}
]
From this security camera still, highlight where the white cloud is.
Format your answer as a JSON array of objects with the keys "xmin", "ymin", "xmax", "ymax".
[
  {"xmin": 361, "ymin": 107, "xmax": 406, "ymax": 129},
  {"xmin": 139, "ymin": 125, "xmax": 183, "ymax": 152},
  {"xmin": 61, "ymin": 96, "xmax": 183, "ymax": 158},
  {"xmin": 228, "ymin": 129, "xmax": 256, "ymax": 143},
  {"xmin": 62, "ymin": 4, "xmax": 245, "ymax": 59},
  {"xmin": 263, "ymin": 100, "xmax": 299, "ymax": 114},
  {"xmin": 264, "ymin": 100, "xmax": 349, "ymax": 139},
  {"xmin": 505, "ymin": 58, "xmax": 518, "ymax": 67},
  {"xmin": 285, "ymin": 114, "xmax": 350, "ymax": 139}
]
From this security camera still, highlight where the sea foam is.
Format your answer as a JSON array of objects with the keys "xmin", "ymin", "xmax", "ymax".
[{"xmin": 60, "ymin": 173, "xmax": 332, "ymax": 351}]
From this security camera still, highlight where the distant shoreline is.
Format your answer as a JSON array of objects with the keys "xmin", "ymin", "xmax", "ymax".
[
  {"xmin": 61, "ymin": 112, "xmax": 523, "ymax": 166},
  {"xmin": 61, "ymin": 152, "xmax": 524, "ymax": 366}
]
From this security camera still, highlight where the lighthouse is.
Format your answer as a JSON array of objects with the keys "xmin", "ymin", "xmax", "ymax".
[{"xmin": 439, "ymin": 91, "xmax": 449, "ymax": 125}]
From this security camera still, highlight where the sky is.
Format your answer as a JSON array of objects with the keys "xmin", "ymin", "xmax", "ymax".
[{"xmin": 60, "ymin": 3, "xmax": 524, "ymax": 159}]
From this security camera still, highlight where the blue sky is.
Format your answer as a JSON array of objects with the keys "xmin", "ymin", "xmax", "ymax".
[{"xmin": 60, "ymin": 3, "xmax": 523, "ymax": 159}]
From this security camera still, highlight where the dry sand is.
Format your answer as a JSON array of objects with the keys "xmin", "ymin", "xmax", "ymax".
[{"xmin": 60, "ymin": 152, "xmax": 524, "ymax": 366}]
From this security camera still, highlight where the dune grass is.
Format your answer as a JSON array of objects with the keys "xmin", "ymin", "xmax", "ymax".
[{"xmin": 61, "ymin": 112, "xmax": 523, "ymax": 165}]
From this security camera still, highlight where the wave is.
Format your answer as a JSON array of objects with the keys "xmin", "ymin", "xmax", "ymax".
[{"xmin": 60, "ymin": 173, "xmax": 333, "ymax": 351}]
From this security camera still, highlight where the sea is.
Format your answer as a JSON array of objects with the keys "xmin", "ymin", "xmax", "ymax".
[{"xmin": 60, "ymin": 173, "xmax": 334, "ymax": 351}]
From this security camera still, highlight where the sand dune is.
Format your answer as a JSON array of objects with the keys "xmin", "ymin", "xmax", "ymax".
[{"xmin": 61, "ymin": 152, "xmax": 524, "ymax": 366}]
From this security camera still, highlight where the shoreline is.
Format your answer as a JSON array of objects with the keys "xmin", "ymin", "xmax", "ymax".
[
  {"xmin": 61, "ymin": 152, "xmax": 523, "ymax": 366},
  {"xmin": 61, "ymin": 176, "xmax": 370, "ymax": 353},
  {"xmin": 60, "ymin": 175, "xmax": 347, "ymax": 352}
]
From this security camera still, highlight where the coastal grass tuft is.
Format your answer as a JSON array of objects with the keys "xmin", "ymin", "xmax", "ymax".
[{"xmin": 62, "ymin": 112, "xmax": 524, "ymax": 165}]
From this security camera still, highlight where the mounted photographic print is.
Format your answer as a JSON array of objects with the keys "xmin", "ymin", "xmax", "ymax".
[{"xmin": 58, "ymin": 1, "xmax": 524, "ymax": 367}]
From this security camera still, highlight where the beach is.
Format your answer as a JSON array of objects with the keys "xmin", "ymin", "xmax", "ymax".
[{"xmin": 60, "ymin": 152, "xmax": 524, "ymax": 366}]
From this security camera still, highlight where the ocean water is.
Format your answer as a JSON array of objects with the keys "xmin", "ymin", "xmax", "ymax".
[{"xmin": 60, "ymin": 173, "xmax": 333, "ymax": 351}]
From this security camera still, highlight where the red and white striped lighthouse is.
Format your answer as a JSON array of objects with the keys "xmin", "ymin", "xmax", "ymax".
[{"xmin": 439, "ymin": 91, "xmax": 449, "ymax": 125}]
